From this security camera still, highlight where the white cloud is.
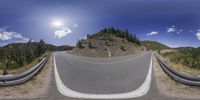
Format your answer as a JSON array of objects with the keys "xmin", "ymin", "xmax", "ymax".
[
  {"xmin": 0, "ymin": 28, "xmax": 6, "ymax": 32},
  {"xmin": 167, "ymin": 27, "xmax": 176, "ymax": 33},
  {"xmin": 0, "ymin": 27, "xmax": 11, "ymax": 32},
  {"xmin": 0, "ymin": 32, "xmax": 12, "ymax": 40},
  {"xmin": 167, "ymin": 26, "xmax": 183, "ymax": 34},
  {"xmin": 147, "ymin": 31, "xmax": 158, "ymax": 36},
  {"xmin": 73, "ymin": 24, "xmax": 78, "ymax": 27},
  {"xmin": 0, "ymin": 30, "xmax": 29, "ymax": 42},
  {"xmin": 54, "ymin": 24, "xmax": 77, "ymax": 38},
  {"xmin": 196, "ymin": 32, "xmax": 200, "ymax": 40},
  {"xmin": 179, "ymin": 29, "xmax": 183, "ymax": 32},
  {"xmin": 54, "ymin": 27, "xmax": 72, "ymax": 38}
]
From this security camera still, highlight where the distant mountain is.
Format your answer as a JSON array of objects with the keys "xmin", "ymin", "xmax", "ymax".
[
  {"xmin": 174, "ymin": 47, "xmax": 195, "ymax": 51},
  {"xmin": 2, "ymin": 42, "xmax": 74, "ymax": 51},
  {"xmin": 141, "ymin": 40, "xmax": 169, "ymax": 51},
  {"xmin": 44, "ymin": 44, "xmax": 74, "ymax": 51}
]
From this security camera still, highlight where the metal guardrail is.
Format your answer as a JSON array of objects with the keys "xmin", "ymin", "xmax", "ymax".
[
  {"xmin": 156, "ymin": 54, "xmax": 200, "ymax": 86},
  {"xmin": 0, "ymin": 56, "xmax": 49, "ymax": 86}
]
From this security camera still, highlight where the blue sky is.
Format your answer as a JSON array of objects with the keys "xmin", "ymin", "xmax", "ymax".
[{"xmin": 0, "ymin": 0, "xmax": 200, "ymax": 47}]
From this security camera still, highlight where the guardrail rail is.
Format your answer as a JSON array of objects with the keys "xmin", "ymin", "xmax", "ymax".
[
  {"xmin": 156, "ymin": 53, "xmax": 200, "ymax": 86},
  {"xmin": 0, "ymin": 56, "xmax": 49, "ymax": 86}
]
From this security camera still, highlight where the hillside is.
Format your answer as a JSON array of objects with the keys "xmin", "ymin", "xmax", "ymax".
[
  {"xmin": 141, "ymin": 40, "xmax": 200, "ymax": 71},
  {"xmin": 141, "ymin": 40, "xmax": 169, "ymax": 51},
  {"xmin": 0, "ymin": 39, "xmax": 73, "ymax": 69},
  {"xmin": 71, "ymin": 28, "xmax": 146, "ymax": 57}
]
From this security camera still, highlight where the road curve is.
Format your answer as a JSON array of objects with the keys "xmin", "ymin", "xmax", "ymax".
[{"xmin": 54, "ymin": 51, "xmax": 152, "ymax": 99}]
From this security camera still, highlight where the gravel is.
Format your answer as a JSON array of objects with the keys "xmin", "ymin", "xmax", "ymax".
[
  {"xmin": 0, "ymin": 55, "xmax": 53, "ymax": 100},
  {"xmin": 153, "ymin": 55, "xmax": 200, "ymax": 99}
]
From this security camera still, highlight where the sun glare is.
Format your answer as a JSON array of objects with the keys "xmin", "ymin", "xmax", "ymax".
[{"xmin": 51, "ymin": 19, "xmax": 63, "ymax": 27}]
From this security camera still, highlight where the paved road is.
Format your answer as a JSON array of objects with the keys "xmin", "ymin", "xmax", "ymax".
[
  {"xmin": 34, "ymin": 51, "xmax": 199, "ymax": 100},
  {"xmin": 54, "ymin": 51, "xmax": 151, "ymax": 94}
]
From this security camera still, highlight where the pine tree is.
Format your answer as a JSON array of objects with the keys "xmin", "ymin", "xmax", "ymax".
[
  {"xmin": 88, "ymin": 41, "xmax": 92, "ymax": 48},
  {"xmin": 125, "ymin": 29, "xmax": 129, "ymax": 41},
  {"xmin": 76, "ymin": 40, "xmax": 83, "ymax": 48},
  {"xmin": 133, "ymin": 34, "xmax": 137, "ymax": 43},
  {"xmin": 87, "ymin": 34, "xmax": 90, "ymax": 39},
  {"xmin": 26, "ymin": 39, "xmax": 35, "ymax": 63},
  {"xmin": 134, "ymin": 35, "xmax": 141, "ymax": 45},
  {"xmin": 122, "ymin": 32, "xmax": 126, "ymax": 39},
  {"xmin": 38, "ymin": 39, "xmax": 46, "ymax": 56},
  {"xmin": 100, "ymin": 28, "xmax": 107, "ymax": 33},
  {"xmin": 110, "ymin": 27, "xmax": 116, "ymax": 34},
  {"xmin": 116, "ymin": 29, "xmax": 121, "ymax": 37},
  {"xmin": 129, "ymin": 34, "xmax": 134, "ymax": 43}
]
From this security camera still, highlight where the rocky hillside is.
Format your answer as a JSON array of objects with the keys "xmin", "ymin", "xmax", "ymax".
[{"xmin": 71, "ymin": 28, "xmax": 146, "ymax": 57}]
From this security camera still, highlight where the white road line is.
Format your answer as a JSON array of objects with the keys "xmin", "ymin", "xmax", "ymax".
[{"xmin": 54, "ymin": 53, "xmax": 152, "ymax": 99}]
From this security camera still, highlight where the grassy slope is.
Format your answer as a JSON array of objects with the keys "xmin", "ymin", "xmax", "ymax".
[
  {"xmin": 160, "ymin": 47, "xmax": 200, "ymax": 76},
  {"xmin": 0, "ymin": 52, "xmax": 48, "ymax": 75},
  {"xmin": 142, "ymin": 40, "xmax": 200, "ymax": 75},
  {"xmin": 141, "ymin": 40, "xmax": 169, "ymax": 51}
]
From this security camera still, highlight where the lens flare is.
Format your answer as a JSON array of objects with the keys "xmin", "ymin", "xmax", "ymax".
[{"xmin": 51, "ymin": 19, "xmax": 63, "ymax": 27}]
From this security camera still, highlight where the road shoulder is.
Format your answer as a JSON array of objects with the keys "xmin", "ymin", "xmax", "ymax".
[
  {"xmin": 153, "ymin": 55, "xmax": 200, "ymax": 99},
  {"xmin": 0, "ymin": 55, "xmax": 53, "ymax": 99}
]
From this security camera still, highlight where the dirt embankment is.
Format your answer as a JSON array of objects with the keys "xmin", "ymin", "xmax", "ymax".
[
  {"xmin": 70, "ymin": 35, "xmax": 146, "ymax": 57},
  {"xmin": 0, "ymin": 54, "xmax": 53, "ymax": 99}
]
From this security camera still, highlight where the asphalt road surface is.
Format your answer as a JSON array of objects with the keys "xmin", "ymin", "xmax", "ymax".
[
  {"xmin": 31, "ymin": 51, "xmax": 199, "ymax": 100},
  {"xmin": 54, "ymin": 51, "xmax": 151, "ymax": 94}
]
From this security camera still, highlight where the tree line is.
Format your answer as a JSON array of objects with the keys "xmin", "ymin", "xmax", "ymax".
[
  {"xmin": 76, "ymin": 27, "xmax": 141, "ymax": 48},
  {"xmin": 95, "ymin": 27, "xmax": 140, "ymax": 45},
  {"xmin": 0, "ymin": 39, "xmax": 47, "ymax": 69},
  {"xmin": 0, "ymin": 39, "xmax": 73, "ymax": 69}
]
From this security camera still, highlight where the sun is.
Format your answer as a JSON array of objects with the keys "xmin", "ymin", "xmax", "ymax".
[{"xmin": 51, "ymin": 19, "xmax": 63, "ymax": 27}]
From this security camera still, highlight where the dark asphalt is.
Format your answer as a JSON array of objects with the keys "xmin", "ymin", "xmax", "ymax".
[{"xmin": 54, "ymin": 51, "xmax": 151, "ymax": 94}]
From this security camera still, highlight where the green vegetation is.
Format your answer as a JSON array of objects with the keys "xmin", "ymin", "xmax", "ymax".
[
  {"xmin": 0, "ymin": 39, "xmax": 73, "ymax": 69},
  {"xmin": 162, "ymin": 47, "xmax": 200, "ymax": 69},
  {"xmin": 87, "ymin": 27, "xmax": 141, "ymax": 45},
  {"xmin": 141, "ymin": 40, "xmax": 200, "ymax": 70},
  {"xmin": 76, "ymin": 40, "xmax": 83, "ymax": 48},
  {"xmin": 88, "ymin": 41, "xmax": 92, "ymax": 48},
  {"xmin": 141, "ymin": 40, "xmax": 169, "ymax": 51},
  {"xmin": 73, "ymin": 27, "xmax": 143, "ymax": 57}
]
